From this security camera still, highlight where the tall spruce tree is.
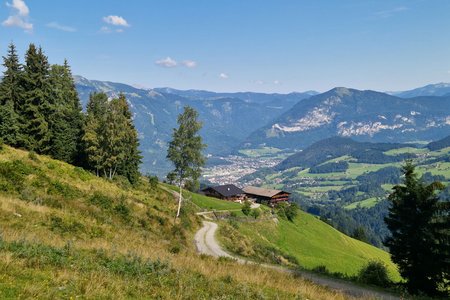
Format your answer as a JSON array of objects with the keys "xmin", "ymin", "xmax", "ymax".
[
  {"xmin": 48, "ymin": 61, "xmax": 84, "ymax": 163},
  {"xmin": 21, "ymin": 44, "xmax": 52, "ymax": 153},
  {"xmin": 115, "ymin": 94, "xmax": 142, "ymax": 184},
  {"xmin": 385, "ymin": 162, "xmax": 449, "ymax": 296},
  {"xmin": 0, "ymin": 43, "xmax": 22, "ymax": 146},
  {"xmin": 83, "ymin": 92, "xmax": 108, "ymax": 176},
  {"xmin": 167, "ymin": 106, "xmax": 206, "ymax": 218}
]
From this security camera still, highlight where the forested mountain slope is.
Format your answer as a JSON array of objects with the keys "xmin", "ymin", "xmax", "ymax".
[{"xmin": 244, "ymin": 87, "xmax": 450, "ymax": 149}]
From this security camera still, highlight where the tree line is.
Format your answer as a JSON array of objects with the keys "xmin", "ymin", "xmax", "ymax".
[{"xmin": 0, "ymin": 43, "xmax": 141, "ymax": 183}]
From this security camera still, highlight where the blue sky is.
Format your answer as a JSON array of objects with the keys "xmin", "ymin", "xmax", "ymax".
[{"xmin": 1, "ymin": 0, "xmax": 450, "ymax": 93}]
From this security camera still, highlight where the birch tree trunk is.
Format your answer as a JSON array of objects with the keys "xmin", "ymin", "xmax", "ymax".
[{"xmin": 176, "ymin": 181, "xmax": 183, "ymax": 218}]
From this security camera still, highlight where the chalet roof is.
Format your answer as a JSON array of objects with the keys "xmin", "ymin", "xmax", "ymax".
[
  {"xmin": 203, "ymin": 184, "xmax": 245, "ymax": 197},
  {"xmin": 243, "ymin": 186, "xmax": 290, "ymax": 198}
]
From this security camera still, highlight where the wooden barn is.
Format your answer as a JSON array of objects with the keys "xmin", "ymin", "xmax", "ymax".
[
  {"xmin": 243, "ymin": 186, "xmax": 290, "ymax": 206},
  {"xmin": 201, "ymin": 184, "xmax": 246, "ymax": 202}
]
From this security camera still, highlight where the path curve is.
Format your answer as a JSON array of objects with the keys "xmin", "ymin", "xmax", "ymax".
[{"xmin": 195, "ymin": 220, "xmax": 400, "ymax": 300}]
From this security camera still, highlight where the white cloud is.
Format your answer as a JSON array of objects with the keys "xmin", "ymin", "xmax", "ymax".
[
  {"xmin": 374, "ymin": 6, "xmax": 408, "ymax": 18},
  {"xmin": 255, "ymin": 80, "xmax": 264, "ymax": 85},
  {"xmin": 103, "ymin": 15, "xmax": 130, "ymax": 27},
  {"xmin": 219, "ymin": 73, "xmax": 229, "ymax": 79},
  {"xmin": 47, "ymin": 22, "xmax": 76, "ymax": 32},
  {"xmin": 182, "ymin": 60, "xmax": 197, "ymax": 68},
  {"xmin": 3, "ymin": 0, "xmax": 32, "ymax": 32},
  {"xmin": 2, "ymin": 15, "xmax": 32, "ymax": 31},
  {"xmin": 155, "ymin": 57, "xmax": 177, "ymax": 68},
  {"xmin": 274, "ymin": 80, "xmax": 281, "ymax": 85},
  {"xmin": 6, "ymin": 0, "xmax": 29, "ymax": 16}
]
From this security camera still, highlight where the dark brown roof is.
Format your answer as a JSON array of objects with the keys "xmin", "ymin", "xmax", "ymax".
[{"xmin": 203, "ymin": 184, "xmax": 245, "ymax": 197}]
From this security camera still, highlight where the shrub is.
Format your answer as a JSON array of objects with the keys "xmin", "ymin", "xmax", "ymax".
[
  {"xmin": 73, "ymin": 167, "xmax": 91, "ymax": 181},
  {"xmin": 148, "ymin": 175, "xmax": 159, "ymax": 189},
  {"xmin": 47, "ymin": 180, "xmax": 80, "ymax": 199},
  {"xmin": 49, "ymin": 215, "xmax": 85, "ymax": 235},
  {"xmin": 46, "ymin": 162, "xmax": 56, "ymax": 169},
  {"xmin": 28, "ymin": 151, "xmax": 39, "ymax": 162},
  {"xmin": 276, "ymin": 202, "xmax": 299, "ymax": 222},
  {"xmin": 250, "ymin": 208, "xmax": 261, "ymax": 219},
  {"xmin": 88, "ymin": 192, "xmax": 113, "ymax": 210},
  {"xmin": 0, "ymin": 160, "xmax": 34, "ymax": 192},
  {"xmin": 114, "ymin": 201, "xmax": 131, "ymax": 222},
  {"xmin": 242, "ymin": 201, "xmax": 251, "ymax": 216},
  {"xmin": 358, "ymin": 261, "xmax": 391, "ymax": 287}
]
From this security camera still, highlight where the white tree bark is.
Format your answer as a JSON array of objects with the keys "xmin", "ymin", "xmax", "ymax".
[{"xmin": 176, "ymin": 182, "xmax": 183, "ymax": 218}]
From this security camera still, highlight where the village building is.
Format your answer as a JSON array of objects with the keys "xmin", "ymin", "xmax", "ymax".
[
  {"xmin": 242, "ymin": 186, "xmax": 290, "ymax": 206},
  {"xmin": 201, "ymin": 184, "xmax": 247, "ymax": 202}
]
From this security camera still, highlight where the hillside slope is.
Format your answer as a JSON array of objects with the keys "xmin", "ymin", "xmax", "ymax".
[
  {"xmin": 0, "ymin": 146, "xmax": 350, "ymax": 299},
  {"xmin": 219, "ymin": 211, "xmax": 401, "ymax": 281}
]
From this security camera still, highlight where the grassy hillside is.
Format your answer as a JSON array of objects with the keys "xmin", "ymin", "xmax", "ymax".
[
  {"xmin": 0, "ymin": 145, "xmax": 350, "ymax": 299},
  {"xmin": 219, "ymin": 210, "xmax": 401, "ymax": 281}
]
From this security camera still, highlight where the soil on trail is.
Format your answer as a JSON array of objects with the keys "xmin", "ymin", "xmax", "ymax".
[{"xmin": 194, "ymin": 220, "xmax": 400, "ymax": 300}]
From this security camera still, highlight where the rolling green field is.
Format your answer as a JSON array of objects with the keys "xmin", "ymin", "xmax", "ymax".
[
  {"xmin": 239, "ymin": 147, "xmax": 282, "ymax": 157},
  {"xmin": 344, "ymin": 197, "xmax": 380, "ymax": 210},
  {"xmin": 220, "ymin": 210, "xmax": 401, "ymax": 281}
]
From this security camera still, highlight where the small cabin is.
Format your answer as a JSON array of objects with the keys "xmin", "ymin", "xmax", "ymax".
[
  {"xmin": 243, "ymin": 186, "xmax": 290, "ymax": 206},
  {"xmin": 201, "ymin": 184, "xmax": 247, "ymax": 202}
]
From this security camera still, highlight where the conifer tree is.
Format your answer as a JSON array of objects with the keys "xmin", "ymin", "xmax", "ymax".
[
  {"xmin": 21, "ymin": 44, "xmax": 52, "ymax": 153},
  {"xmin": 167, "ymin": 106, "xmax": 206, "ymax": 218},
  {"xmin": 48, "ymin": 61, "xmax": 84, "ymax": 163},
  {"xmin": 385, "ymin": 162, "xmax": 449, "ymax": 296},
  {"xmin": 115, "ymin": 94, "xmax": 142, "ymax": 184},
  {"xmin": 83, "ymin": 92, "xmax": 108, "ymax": 176},
  {"xmin": 0, "ymin": 43, "xmax": 22, "ymax": 146}
]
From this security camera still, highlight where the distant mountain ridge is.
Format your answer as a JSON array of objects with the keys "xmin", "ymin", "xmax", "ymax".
[
  {"xmin": 392, "ymin": 83, "xmax": 450, "ymax": 98},
  {"xmin": 244, "ymin": 87, "xmax": 450, "ymax": 149},
  {"xmin": 74, "ymin": 76, "xmax": 313, "ymax": 175}
]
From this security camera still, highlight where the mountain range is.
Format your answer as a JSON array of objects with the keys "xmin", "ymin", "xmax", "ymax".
[
  {"xmin": 74, "ymin": 78, "xmax": 450, "ymax": 176},
  {"xmin": 74, "ymin": 76, "xmax": 312, "ymax": 175},
  {"xmin": 244, "ymin": 87, "xmax": 450, "ymax": 149}
]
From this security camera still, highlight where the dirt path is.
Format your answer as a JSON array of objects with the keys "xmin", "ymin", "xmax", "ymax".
[{"xmin": 195, "ymin": 220, "xmax": 400, "ymax": 300}]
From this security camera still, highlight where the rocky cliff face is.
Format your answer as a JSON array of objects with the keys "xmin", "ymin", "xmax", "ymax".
[{"xmin": 245, "ymin": 87, "xmax": 450, "ymax": 149}]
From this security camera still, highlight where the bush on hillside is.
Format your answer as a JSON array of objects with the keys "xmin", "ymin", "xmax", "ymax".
[
  {"xmin": 148, "ymin": 175, "xmax": 159, "ymax": 189},
  {"xmin": 242, "ymin": 201, "xmax": 251, "ymax": 216},
  {"xmin": 358, "ymin": 260, "xmax": 391, "ymax": 287},
  {"xmin": 276, "ymin": 202, "xmax": 299, "ymax": 222},
  {"xmin": 28, "ymin": 150, "xmax": 39, "ymax": 162},
  {"xmin": 88, "ymin": 192, "xmax": 113, "ymax": 210},
  {"xmin": 250, "ymin": 208, "xmax": 261, "ymax": 219}
]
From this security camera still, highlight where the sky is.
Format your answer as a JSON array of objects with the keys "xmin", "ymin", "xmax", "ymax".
[{"xmin": 1, "ymin": 0, "xmax": 450, "ymax": 93}]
